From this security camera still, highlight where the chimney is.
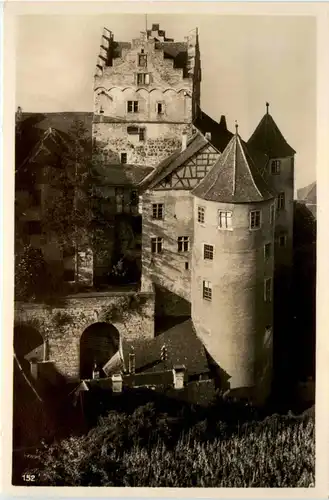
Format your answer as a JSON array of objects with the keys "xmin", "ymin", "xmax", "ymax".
[
  {"xmin": 172, "ymin": 365, "xmax": 186, "ymax": 390},
  {"xmin": 112, "ymin": 373, "xmax": 123, "ymax": 393},
  {"xmin": 219, "ymin": 115, "xmax": 227, "ymax": 129},
  {"xmin": 129, "ymin": 352, "xmax": 136, "ymax": 374},
  {"xmin": 30, "ymin": 360, "xmax": 38, "ymax": 380},
  {"xmin": 181, "ymin": 132, "xmax": 187, "ymax": 152},
  {"xmin": 205, "ymin": 132, "xmax": 211, "ymax": 141}
]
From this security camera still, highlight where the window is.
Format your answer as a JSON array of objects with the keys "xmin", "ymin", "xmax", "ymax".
[
  {"xmin": 264, "ymin": 242, "xmax": 272, "ymax": 260},
  {"xmin": 279, "ymin": 234, "xmax": 287, "ymax": 248},
  {"xmin": 27, "ymin": 220, "xmax": 42, "ymax": 235},
  {"xmin": 185, "ymin": 261, "xmax": 189, "ymax": 270},
  {"xmin": 271, "ymin": 160, "xmax": 281, "ymax": 175},
  {"xmin": 270, "ymin": 204, "xmax": 275, "ymax": 225},
  {"xmin": 249, "ymin": 210, "xmax": 261, "ymax": 230},
  {"xmin": 138, "ymin": 54, "xmax": 147, "ymax": 67},
  {"xmin": 178, "ymin": 236, "xmax": 189, "ymax": 252},
  {"xmin": 137, "ymin": 73, "xmax": 150, "ymax": 85},
  {"xmin": 277, "ymin": 192, "xmax": 285, "ymax": 210},
  {"xmin": 139, "ymin": 128, "xmax": 145, "ymax": 141},
  {"xmin": 121, "ymin": 153, "xmax": 127, "ymax": 164},
  {"xmin": 130, "ymin": 190, "xmax": 138, "ymax": 206},
  {"xmin": 264, "ymin": 278, "xmax": 272, "ymax": 302},
  {"xmin": 203, "ymin": 244, "xmax": 214, "ymax": 260},
  {"xmin": 152, "ymin": 203, "xmax": 164, "ymax": 220},
  {"xmin": 203, "ymin": 280, "xmax": 212, "ymax": 301},
  {"xmin": 157, "ymin": 102, "xmax": 164, "ymax": 114},
  {"xmin": 115, "ymin": 187, "xmax": 124, "ymax": 213},
  {"xmin": 127, "ymin": 101, "xmax": 139, "ymax": 113},
  {"xmin": 151, "ymin": 237, "xmax": 163, "ymax": 254},
  {"xmin": 198, "ymin": 206, "xmax": 205, "ymax": 223},
  {"xmin": 127, "ymin": 126, "xmax": 139, "ymax": 134},
  {"xmin": 264, "ymin": 326, "xmax": 272, "ymax": 346},
  {"xmin": 218, "ymin": 211, "xmax": 232, "ymax": 229}
]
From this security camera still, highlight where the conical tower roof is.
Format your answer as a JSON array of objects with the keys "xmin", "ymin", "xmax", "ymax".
[
  {"xmin": 192, "ymin": 125, "xmax": 275, "ymax": 203},
  {"xmin": 248, "ymin": 103, "xmax": 296, "ymax": 158}
]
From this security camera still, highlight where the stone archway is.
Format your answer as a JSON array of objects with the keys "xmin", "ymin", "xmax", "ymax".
[
  {"xmin": 14, "ymin": 324, "xmax": 44, "ymax": 372},
  {"xmin": 79, "ymin": 322, "xmax": 120, "ymax": 380}
]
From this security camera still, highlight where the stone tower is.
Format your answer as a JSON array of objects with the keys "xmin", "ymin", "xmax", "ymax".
[
  {"xmin": 93, "ymin": 25, "xmax": 201, "ymax": 168},
  {"xmin": 191, "ymin": 128, "xmax": 276, "ymax": 403},
  {"xmin": 248, "ymin": 103, "xmax": 296, "ymax": 393}
]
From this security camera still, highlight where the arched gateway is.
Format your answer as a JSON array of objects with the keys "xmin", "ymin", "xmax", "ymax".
[{"xmin": 80, "ymin": 322, "xmax": 120, "ymax": 380}]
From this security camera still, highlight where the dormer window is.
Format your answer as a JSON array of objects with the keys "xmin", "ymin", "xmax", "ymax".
[{"xmin": 138, "ymin": 54, "xmax": 147, "ymax": 67}]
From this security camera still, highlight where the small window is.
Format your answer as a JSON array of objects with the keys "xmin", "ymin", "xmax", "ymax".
[
  {"xmin": 139, "ymin": 128, "xmax": 145, "ymax": 141},
  {"xmin": 127, "ymin": 126, "xmax": 139, "ymax": 135},
  {"xmin": 152, "ymin": 203, "xmax": 164, "ymax": 220},
  {"xmin": 115, "ymin": 187, "xmax": 124, "ymax": 213},
  {"xmin": 277, "ymin": 192, "xmax": 285, "ymax": 210},
  {"xmin": 121, "ymin": 153, "xmax": 127, "ymax": 164},
  {"xmin": 249, "ymin": 210, "xmax": 261, "ymax": 230},
  {"xmin": 157, "ymin": 102, "xmax": 164, "ymax": 114},
  {"xmin": 63, "ymin": 269, "xmax": 75, "ymax": 282},
  {"xmin": 203, "ymin": 280, "xmax": 212, "ymax": 301},
  {"xmin": 27, "ymin": 220, "xmax": 42, "ymax": 235},
  {"xmin": 279, "ymin": 234, "xmax": 287, "ymax": 248},
  {"xmin": 130, "ymin": 190, "xmax": 138, "ymax": 206},
  {"xmin": 264, "ymin": 325, "xmax": 272, "ymax": 345},
  {"xmin": 178, "ymin": 236, "xmax": 189, "ymax": 252},
  {"xmin": 264, "ymin": 278, "xmax": 272, "ymax": 302},
  {"xmin": 218, "ymin": 211, "xmax": 232, "ymax": 229},
  {"xmin": 127, "ymin": 101, "xmax": 139, "ymax": 113},
  {"xmin": 138, "ymin": 54, "xmax": 147, "ymax": 67},
  {"xmin": 270, "ymin": 204, "xmax": 275, "ymax": 225},
  {"xmin": 203, "ymin": 244, "xmax": 214, "ymax": 260},
  {"xmin": 198, "ymin": 206, "xmax": 205, "ymax": 223},
  {"xmin": 137, "ymin": 73, "xmax": 150, "ymax": 85},
  {"xmin": 151, "ymin": 237, "xmax": 163, "ymax": 254},
  {"xmin": 264, "ymin": 242, "xmax": 271, "ymax": 260},
  {"xmin": 185, "ymin": 262, "xmax": 189, "ymax": 270},
  {"xmin": 270, "ymin": 160, "xmax": 281, "ymax": 175}
]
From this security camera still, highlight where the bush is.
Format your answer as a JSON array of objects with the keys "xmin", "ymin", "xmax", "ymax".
[{"xmin": 24, "ymin": 406, "xmax": 315, "ymax": 487}]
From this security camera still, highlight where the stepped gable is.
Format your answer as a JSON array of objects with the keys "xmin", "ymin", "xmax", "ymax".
[
  {"xmin": 192, "ymin": 127, "xmax": 275, "ymax": 203},
  {"xmin": 248, "ymin": 103, "xmax": 295, "ymax": 158}
]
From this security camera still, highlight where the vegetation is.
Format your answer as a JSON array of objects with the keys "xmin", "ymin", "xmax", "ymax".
[{"xmin": 25, "ymin": 403, "xmax": 314, "ymax": 487}]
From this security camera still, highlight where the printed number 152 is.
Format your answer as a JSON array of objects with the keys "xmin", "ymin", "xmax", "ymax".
[{"xmin": 22, "ymin": 474, "xmax": 36, "ymax": 482}]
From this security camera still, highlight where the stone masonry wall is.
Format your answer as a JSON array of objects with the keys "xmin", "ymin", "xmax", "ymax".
[{"xmin": 14, "ymin": 291, "xmax": 155, "ymax": 381}]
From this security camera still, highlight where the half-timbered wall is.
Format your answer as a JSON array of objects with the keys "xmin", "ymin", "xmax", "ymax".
[{"xmin": 155, "ymin": 144, "xmax": 220, "ymax": 190}]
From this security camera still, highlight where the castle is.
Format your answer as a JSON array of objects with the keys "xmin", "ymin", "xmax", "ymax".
[
  {"xmin": 14, "ymin": 24, "xmax": 295, "ymax": 405},
  {"xmin": 92, "ymin": 25, "xmax": 295, "ymax": 402}
]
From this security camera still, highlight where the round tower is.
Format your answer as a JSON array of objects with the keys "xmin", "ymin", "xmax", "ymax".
[{"xmin": 191, "ymin": 127, "xmax": 275, "ymax": 404}]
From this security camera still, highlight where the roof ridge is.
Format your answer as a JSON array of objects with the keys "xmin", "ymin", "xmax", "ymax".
[{"xmin": 238, "ymin": 136, "xmax": 263, "ymax": 199}]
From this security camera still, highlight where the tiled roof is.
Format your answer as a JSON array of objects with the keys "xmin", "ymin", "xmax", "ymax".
[
  {"xmin": 248, "ymin": 110, "xmax": 296, "ymax": 158},
  {"xmin": 192, "ymin": 131, "xmax": 275, "ymax": 203},
  {"xmin": 193, "ymin": 109, "xmax": 233, "ymax": 153},
  {"xmin": 297, "ymin": 181, "xmax": 316, "ymax": 204},
  {"xmin": 122, "ymin": 318, "xmax": 210, "ymax": 377},
  {"xmin": 139, "ymin": 132, "xmax": 208, "ymax": 191}
]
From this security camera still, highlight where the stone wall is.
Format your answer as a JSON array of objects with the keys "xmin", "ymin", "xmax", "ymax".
[
  {"xmin": 14, "ymin": 291, "xmax": 155, "ymax": 381},
  {"xmin": 141, "ymin": 189, "xmax": 193, "ymax": 316}
]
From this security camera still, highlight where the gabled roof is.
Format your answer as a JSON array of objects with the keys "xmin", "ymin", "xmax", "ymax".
[
  {"xmin": 297, "ymin": 181, "xmax": 316, "ymax": 204},
  {"xmin": 192, "ymin": 130, "xmax": 275, "ymax": 203},
  {"xmin": 248, "ymin": 106, "xmax": 296, "ymax": 158},
  {"xmin": 139, "ymin": 132, "xmax": 208, "ymax": 191},
  {"xmin": 193, "ymin": 109, "xmax": 233, "ymax": 153},
  {"xmin": 17, "ymin": 127, "xmax": 69, "ymax": 171}
]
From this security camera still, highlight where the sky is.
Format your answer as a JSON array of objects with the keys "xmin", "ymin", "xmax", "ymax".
[{"xmin": 16, "ymin": 14, "xmax": 316, "ymax": 190}]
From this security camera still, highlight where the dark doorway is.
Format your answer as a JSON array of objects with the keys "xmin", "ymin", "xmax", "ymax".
[
  {"xmin": 80, "ymin": 322, "xmax": 120, "ymax": 379},
  {"xmin": 14, "ymin": 324, "xmax": 44, "ymax": 372}
]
